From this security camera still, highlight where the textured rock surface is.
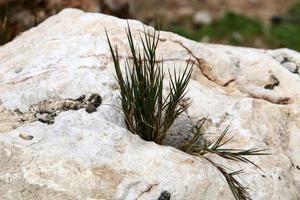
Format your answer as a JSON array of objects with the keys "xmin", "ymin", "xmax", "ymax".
[{"xmin": 1, "ymin": 8, "xmax": 300, "ymax": 199}]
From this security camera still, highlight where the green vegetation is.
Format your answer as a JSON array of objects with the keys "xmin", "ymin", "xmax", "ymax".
[
  {"xmin": 268, "ymin": 24, "xmax": 300, "ymax": 50},
  {"xmin": 107, "ymin": 25, "xmax": 268, "ymax": 200},
  {"xmin": 166, "ymin": 12, "xmax": 264, "ymax": 46},
  {"xmin": 181, "ymin": 118, "xmax": 268, "ymax": 200},
  {"xmin": 166, "ymin": 8, "xmax": 300, "ymax": 51},
  {"xmin": 289, "ymin": 1, "xmax": 300, "ymax": 17},
  {"xmin": 106, "ymin": 26, "xmax": 192, "ymax": 144},
  {"xmin": 268, "ymin": 1, "xmax": 300, "ymax": 50}
]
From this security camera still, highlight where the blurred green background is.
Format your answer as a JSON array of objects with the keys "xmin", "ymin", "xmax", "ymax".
[{"xmin": 1, "ymin": 0, "xmax": 300, "ymax": 51}]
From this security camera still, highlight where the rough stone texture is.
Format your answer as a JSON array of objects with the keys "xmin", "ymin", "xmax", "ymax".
[{"xmin": 0, "ymin": 8, "xmax": 300, "ymax": 199}]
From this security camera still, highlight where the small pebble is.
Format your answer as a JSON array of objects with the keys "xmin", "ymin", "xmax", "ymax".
[
  {"xmin": 14, "ymin": 67, "xmax": 23, "ymax": 73},
  {"xmin": 19, "ymin": 133, "xmax": 34, "ymax": 140}
]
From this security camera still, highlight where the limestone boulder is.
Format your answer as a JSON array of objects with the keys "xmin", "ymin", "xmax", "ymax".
[{"xmin": 0, "ymin": 9, "xmax": 300, "ymax": 199}]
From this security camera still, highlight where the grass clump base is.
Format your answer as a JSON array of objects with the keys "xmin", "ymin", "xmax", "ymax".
[
  {"xmin": 106, "ymin": 24, "xmax": 268, "ymax": 200},
  {"xmin": 106, "ymin": 25, "xmax": 192, "ymax": 145}
]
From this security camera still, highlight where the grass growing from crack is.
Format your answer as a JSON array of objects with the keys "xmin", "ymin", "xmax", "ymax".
[
  {"xmin": 106, "ymin": 25, "xmax": 192, "ymax": 144},
  {"xmin": 180, "ymin": 118, "xmax": 268, "ymax": 200},
  {"xmin": 106, "ymin": 24, "xmax": 268, "ymax": 200}
]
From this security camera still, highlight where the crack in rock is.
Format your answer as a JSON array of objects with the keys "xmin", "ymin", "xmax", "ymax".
[
  {"xmin": 0, "ymin": 94, "xmax": 102, "ymax": 131},
  {"xmin": 167, "ymin": 40, "xmax": 293, "ymax": 105},
  {"xmin": 20, "ymin": 93, "xmax": 102, "ymax": 124},
  {"xmin": 137, "ymin": 183, "xmax": 158, "ymax": 199},
  {"xmin": 170, "ymin": 40, "xmax": 214, "ymax": 83}
]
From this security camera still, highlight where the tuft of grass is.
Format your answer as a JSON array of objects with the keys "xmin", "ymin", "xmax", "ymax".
[
  {"xmin": 106, "ymin": 24, "xmax": 193, "ymax": 145},
  {"xmin": 106, "ymin": 24, "xmax": 268, "ymax": 200},
  {"xmin": 181, "ymin": 117, "xmax": 269, "ymax": 200}
]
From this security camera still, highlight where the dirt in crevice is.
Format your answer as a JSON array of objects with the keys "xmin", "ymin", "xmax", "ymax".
[
  {"xmin": 264, "ymin": 75, "xmax": 280, "ymax": 90},
  {"xmin": 0, "ymin": 93, "xmax": 102, "ymax": 132}
]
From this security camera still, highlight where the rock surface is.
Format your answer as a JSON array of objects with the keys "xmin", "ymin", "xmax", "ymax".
[{"xmin": 1, "ymin": 8, "xmax": 300, "ymax": 200}]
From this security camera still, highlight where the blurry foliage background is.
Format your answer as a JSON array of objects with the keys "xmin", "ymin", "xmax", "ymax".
[{"xmin": 0, "ymin": 0, "xmax": 300, "ymax": 51}]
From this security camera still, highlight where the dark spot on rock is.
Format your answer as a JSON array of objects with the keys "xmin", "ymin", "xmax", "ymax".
[
  {"xmin": 86, "ymin": 104, "xmax": 97, "ymax": 113},
  {"xmin": 280, "ymin": 57, "xmax": 289, "ymax": 64},
  {"xmin": 85, "ymin": 93, "xmax": 102, "ymax": 113},
  {"xmin": 264, "ymin": 75, "xmax": 280, "ymax": 90},
  {"xmin": 296, "ymin": 166, "xmax": 300, "ymax": 170},
  {"xmin": 88, "ymin": 93, "xmax": 102, "ymax": 107},
  {"xmin": 261, "ymin": 174, "xmax": 266, "ymax": 178},
  {"xmin": 278, "ymin": 176, "xmax": 281, "ymax": 180},
  {"xmin": 76, "ymin": 95, "xmax": 86, "ymax": 102},
  {"xmin": 276, "ymin": 97, "xmax": 291, "ymax": 105},
  {"xmin": 158, "ymin": 191, "xmax": 171, "ymax": 200},
  {"xmin": 38, "ymin": 117, "xmax": 55, "ymax": 125}
]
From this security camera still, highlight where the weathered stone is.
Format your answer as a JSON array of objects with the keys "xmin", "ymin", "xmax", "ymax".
[
  {"xmin": 282, "ymin": 61, "xmax": 298, "ymax": 73},
  {"xmin": 0, "ymin": 9, "xmax": 300, "ymax": 199}
]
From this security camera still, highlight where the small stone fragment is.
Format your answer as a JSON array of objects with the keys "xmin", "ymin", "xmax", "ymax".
[{"xmin": 19, "ymin": 133, "xmax": 33, "ymax": 140}]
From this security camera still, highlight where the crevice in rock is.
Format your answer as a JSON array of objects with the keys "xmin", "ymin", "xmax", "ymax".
[
  {"xmin": 223, "ymin": 79, "xmax": 235, "ymax": 87},
  {"xmin": 1, "ymin": 94, "xmax": 102, "ymax": 129},
  {"xmin": 22, "ymin": 93, "xmax": 102, "ymax": 124},
  {"xmin": 171, "ymin": 40, "xmax": 215, "ymax": 83},
  {"xmin": 264, "ymin": 75, "xmax": 280, "ymax": 90},
  {"xmin": 247, "ymin": 91, "xmax": 290, "ymax": 105},
  {"xmin": 171, "ymin": 40, "xmax": 293, "ymax": 105},
  {"xmin": 137, "ymin": 183, "xmax": 158, "ymax": 199}
]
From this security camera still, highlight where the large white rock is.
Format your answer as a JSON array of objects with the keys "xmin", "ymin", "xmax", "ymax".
[{"xmin": 1, "ymin": 8, "xmax": 300, "ymax": 199}]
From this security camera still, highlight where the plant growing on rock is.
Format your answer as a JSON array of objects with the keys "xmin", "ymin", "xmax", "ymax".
[
  {"xmin": 106, "ymin": 24, "xmax": 268, "ymax": 200},
  {"xmin": 180, "ymin": 117, "xmax": 268, "ymax": 200},
  {"xmin": 106, "ymin": 25, "xmax": 193, "ymax": 145}
]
